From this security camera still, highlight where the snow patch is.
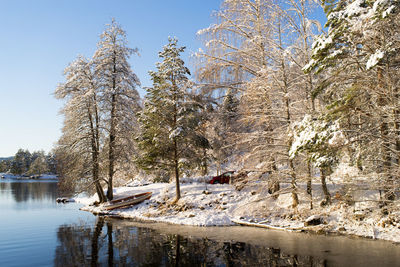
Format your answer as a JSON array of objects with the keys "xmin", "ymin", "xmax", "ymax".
[
  {"xmin": 169, "ymin": 127, "xmax": 183, "ymax": 139},
  {"xmin": 366, "ymin": 50, "xmax": 384, "ymax": 70}
]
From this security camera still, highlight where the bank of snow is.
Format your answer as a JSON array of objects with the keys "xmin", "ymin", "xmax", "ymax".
[
  {"xmin": 78, "ymin": 179, "xmax": 259, "ymax": 226},
  {"xmin": 77, "ymin": 175, "xmax": 400, "ymax": 244}
]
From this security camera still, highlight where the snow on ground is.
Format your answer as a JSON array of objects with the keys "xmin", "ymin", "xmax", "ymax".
[
  {"xmin": 77, "ymin": 175, "xmax": 400, "ymax": 243},
  {"xmin": 78, "ymin": 179, "xmax": 259, "ymax": 226}
]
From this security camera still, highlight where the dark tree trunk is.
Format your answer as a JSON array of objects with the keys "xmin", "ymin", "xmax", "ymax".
[
  {"xmin": 289, "ymin": 158, "xmax": 299, "ymax": 208},
  {"xmin": 267, "ymin": 155, "xmax": 280, "ymax": 199},
  {"xmin": 108, "ymin": 94, "xmax": 116, "ymax": 201},
  {"xmin": 320, "ymin": 168, "xmax": 331, "ymax": 206},
  {"xmin": 172, "ymin": 79, "xmax": 181, "ymax": 202},
  {"xmin": 202, "ymin": 148, "xmax": 208, "ymax": 176},
  {"xmin": 174, "ymin": 139, "xmax": 181, "ymax": 201},
  {"xmin": 94, "ymin": 93, "xmax": 106, "ymax": 203},
  {"xmin": 91, "ymin": 217, "xmax": 104, "ymax": 267},
  {"xmin": 88, "ymin": 103, "xmax": 106, "ymax": 203},
  {"xmin": 93, "ymin": 150, "xmax": 106, "ymax": 203},
  {"xmin": 107, "ymin": 47, "xmax": 118, "ymax": 201},
  {"xmin": 307, "ymin": 161, "xmax": 313, "ymax": 209}
]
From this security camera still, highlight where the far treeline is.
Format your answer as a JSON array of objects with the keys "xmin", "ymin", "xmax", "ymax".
[
  {"xmin": 55, "ymin": 0, "xmax": 400, "ymax": 209},
  {"xmin": 0, "ymin": 149, "xmax": 57, "ymax": 176}
]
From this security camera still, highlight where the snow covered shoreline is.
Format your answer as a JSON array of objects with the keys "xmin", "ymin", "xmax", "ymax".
[
  {"xmin": 78, "ymin": 181, "xmax": 243, "ymax": 226},
  {"xmin": 77, "ymin": 179, "xmax": 400, "ymax": 244}
]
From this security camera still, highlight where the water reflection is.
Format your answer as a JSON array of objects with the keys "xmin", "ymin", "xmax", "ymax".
[
  {"xmin": 54, "ymin": 219, "xmax": 97, "ymax": 266},
  {"xmin": 0, "ymin": 179, "xmax": 58, "ymax": 203},
  {"xmin": 54, "ymin": 217, "xmax": 328, "ymax": 266},
  {"xmin": 2, "ymin": 180, "xmax": 399, "ymax": 266},
  {"xmin": 0, "ymin": 181, "xmax": 8, "ymax": 191},
  {"xmin": 10, "ymin": 181, "xmax": 58, "ymax": 202}
]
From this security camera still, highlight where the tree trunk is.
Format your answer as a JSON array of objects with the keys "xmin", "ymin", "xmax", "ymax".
[
  {"xmin": 268, "ymin": 157, "xmax": 280, "ymax": 199},
  {"xmin": 88, "ymin": 104, "xmax": 106, "ymax": 203},
  {"xmin": 289, "ymin": 159, "xmax": 299, "ymax": 208},
  {"xmin": 174, "ymin": 139, "xmax": 181, "ymax": 202},
  {"xmin": 107, "ymin": 48, "xmax": 118, "ymax": 201},
  {"xmin": 107, "ymin": 94, "xmax": 116, "ymax": 201},
  {"xmin": 93, "ymin": 151, "xmax": 106, "ymax": 203},
  {"xmin": 172, "ymin": 78, "xmax": 181, "ymax": 202},
  {"xmin": 307, "ymin": 161, "xmax": 313, "ymax": 209},
  {"xmin": 286, "ymin": 101, "xmax": 298, "ymax": 208},
  {"xmin": 320, "ymin": 168, "xmax": 331, "ymax": 206},
  {"xmin": 302, "ymin": 0, "xmax": 315, "ymax": 209},
  {"xmin": 92, "ymin": 132, "xmax": 105, "ymax": 203},
  {"xmin": 202, "ymin": 147, "xmax": 208, "ymax": 176}
]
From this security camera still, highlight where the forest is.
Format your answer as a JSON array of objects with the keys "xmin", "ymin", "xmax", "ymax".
[
  {"xmin": 0, "ymin": 149, "xmax": 56, "ymax": 176},
  {"xmin": 55, "ymin": 0, "xmax": 400, "ymax": 221}
]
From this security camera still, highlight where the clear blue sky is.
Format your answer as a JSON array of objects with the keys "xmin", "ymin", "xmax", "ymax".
[
  {"xmin": 0, "ymin": 0, "xmax": 326, "ymax": 157},
  {"xmin": 0, "ymin": 0, "xmax": 222, "ymax": 157}
]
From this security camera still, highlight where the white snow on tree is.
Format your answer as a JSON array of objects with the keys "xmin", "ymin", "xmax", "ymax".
[
  {"xmin": 137, "ymin": 37, "xmax": 208, "ymax": 202},
  {"xmin": 93, "ymin": 18, "xmax": 141, "ymax": 200},
  {"xmin": 290, "ymin": 115, "xmax": 346, "ymax": 168}
]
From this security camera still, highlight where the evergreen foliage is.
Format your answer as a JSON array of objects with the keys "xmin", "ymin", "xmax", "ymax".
[
  {"xmin": 1, "ymin": 149, "xmax": 56, "ymax": 176},
  {"xmin": 136, "ymin": 38, "xmax": 208, "ymax": 201}
]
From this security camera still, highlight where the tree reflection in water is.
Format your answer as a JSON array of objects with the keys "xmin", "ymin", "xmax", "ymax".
[
  {"xmin": 107, "ymin": 221, "xmax": 114, "ymax": 267},
  {"xmin": 9, "ymin": 181, "xmax": 58, "ymax": 202},
  {"xmin": 54, "ymin": 217, "xmax": 327, "ymax": 266}
]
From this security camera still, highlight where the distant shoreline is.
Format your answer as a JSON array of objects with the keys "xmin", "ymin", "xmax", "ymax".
[{"xmin": 0, "ymin": 173, "xmax": 58, "ymax": 180}]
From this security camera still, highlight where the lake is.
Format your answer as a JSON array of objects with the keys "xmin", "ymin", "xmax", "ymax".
[{"xmin": 1, "ymin": 178, "xmax": 400, "ymax": 266}]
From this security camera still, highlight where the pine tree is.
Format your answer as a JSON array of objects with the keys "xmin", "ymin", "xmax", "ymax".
[
  {"xmin": 46, "ymin": 152, "xmax": 57, "ymax": 174},
  {"xmin": 28, "ymin": 153, "xmax": 49, "ymax": 175},
  {"xmin": 137, "ymin": 38, "xmax": 206, "ymax": 202},
  {"xmin": 213, "ymin": 88, "xmax": 240, "ymax": 172},
  {"xmin": 10, "ymin": 149, "xmax": 31, "ymax": 175},
  {"xmin": 0, "ymin": 160, "xmax": 10, "ymax": 173},
  {"xmin": 93, "ymin": 19, "xmax": 141, "ymax": 200}
]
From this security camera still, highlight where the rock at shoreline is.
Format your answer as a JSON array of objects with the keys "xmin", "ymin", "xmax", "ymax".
[
  {"xmin": 305, "ymin": 215, "xmax": 323, "ymax": 226},
  {"xmin": 56, "ymin": 197, "xmax": 75, "ymax": 203}
]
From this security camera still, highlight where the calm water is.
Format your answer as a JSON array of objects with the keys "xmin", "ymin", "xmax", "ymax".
[{"xmin": 1, "ymin": 179, "xmax": 400, "ymax": 266}]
